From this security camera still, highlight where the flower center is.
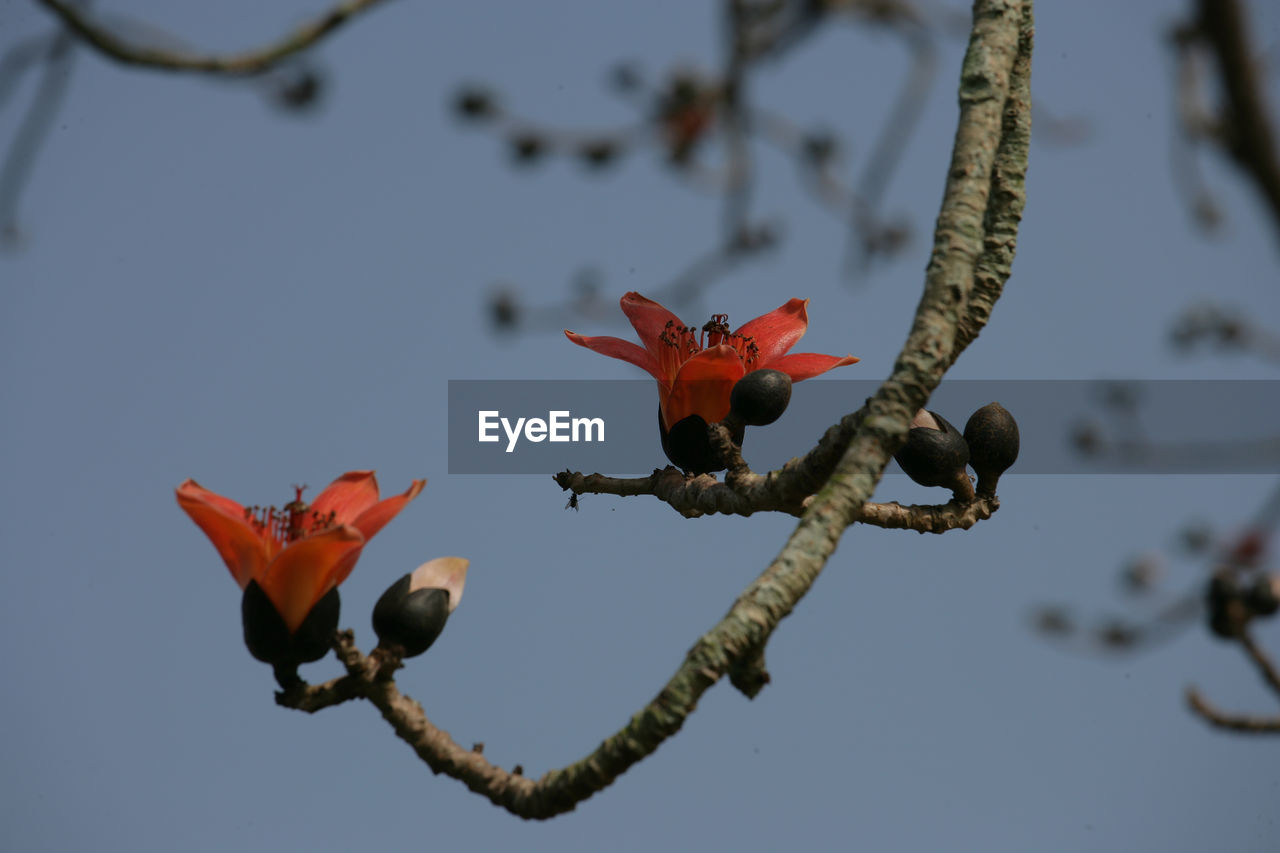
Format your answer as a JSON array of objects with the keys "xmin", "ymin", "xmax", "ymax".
[
  {"xmin": 656, "ymin": 314, "xmax": 760, "ymax": 376},
  {"xmin": 242, "ymin": 485, "xmax": 338, "ymax": 549}
]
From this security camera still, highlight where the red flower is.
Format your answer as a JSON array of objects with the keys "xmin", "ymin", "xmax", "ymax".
[
  {"xmin": 565, "ymin": 292, "xmax": 858, "ymax": 430},
  {"xmin": 176, "ymin": 471, "xmax": 425, "ymax": 633}
]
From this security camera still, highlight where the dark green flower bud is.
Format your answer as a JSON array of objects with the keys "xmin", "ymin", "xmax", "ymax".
[
  {"xmin": 1247, "ymin": 574, "xmax": 1279, "ymax": 618},
  {"xmin": 373, "ymin": 558, "xmax": 469, "ymax": 658},
  {"xmin": 242, "ymin": 580, "xmax": 340, "ymax": 687},
  {"xmin": 963, "ymin": 402, "xmax": 1020, "ymax": 496},
  {"xmin": 894, "ymin": 409, "xmax": 973, "ymax": 499},
  {"xmin": 658, "ymin": 409, "xmax": 745, "ymax": 474},
  {"xmin": 729, "ymin": 369, "xmax": 792, "ymax": 427},
  {"xmin": 1205, "ymin": 574, "xmax": 1249, "ymax": 639}
]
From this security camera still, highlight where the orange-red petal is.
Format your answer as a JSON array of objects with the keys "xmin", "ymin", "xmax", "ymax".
[
  {"xmin": 736, "ymin": 298, "xmax": 810, "ymax": 366},
  {"xmin": 767, "ymin": 352, "xmax": 860, "ymax": 381},
  {"xmin": 351, "ymin": 478, "xmax": 426, "ymax": 542},
  {"xmin": 619, "ymin": 291, "xmax": 683, "ymax": 359},
  {"xmin": 564, "ymin": 330, "xmax": 661, "ymax": 379},
  {"xmin": 310, "ymin": 470, "xmax": 381, "ymax": 526},
  {"xmin": 176, "ymin": 479, "xmax": 268, "ymax": 590},
  {"xmin": 258, "ymin": 524, "xmax": 365, "ymax": 633},
  {"xmin": 662, "ymin": 345, "xmax": 745, "ymax": 427}
]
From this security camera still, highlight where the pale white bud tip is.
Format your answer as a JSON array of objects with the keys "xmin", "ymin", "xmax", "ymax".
[{"xmin": 408, "ymin": 556, "xmax": 470, "ymax": 612}]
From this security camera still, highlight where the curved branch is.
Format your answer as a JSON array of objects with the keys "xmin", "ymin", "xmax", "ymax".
[
  {"xmin": 283, "ymin": 0, "xmax": 1033, "ymax": 819},
  {"xmin": 35, "ymin": 0, "xmax": 392, "ymax": 75},
  {"xmin": 1186, "ymin": 688, "xmax": 1280, "ymax": 734}
]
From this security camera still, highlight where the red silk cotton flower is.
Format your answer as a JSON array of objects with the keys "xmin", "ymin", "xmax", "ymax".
[
  {"xmin": 176, "ymin": 471, "xmax": 425, "ymax": 634},
  {"xmin": 565, "ymin": 292, "xmax": 858, "ymax": 431}
]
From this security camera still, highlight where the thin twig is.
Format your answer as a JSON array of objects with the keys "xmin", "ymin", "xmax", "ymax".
[
  {"xmin": 1186, "ymin": 687, "xmax": 1280, "ymax": 733},
  {"xmin": 34, "ymin": 0, "xmax": 393, "ymax": 76}
]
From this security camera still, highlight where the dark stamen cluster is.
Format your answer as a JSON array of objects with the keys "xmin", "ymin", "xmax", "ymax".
[{"xmin": 242, "ymin": 486, "xmax": 338, "ymax": 545}]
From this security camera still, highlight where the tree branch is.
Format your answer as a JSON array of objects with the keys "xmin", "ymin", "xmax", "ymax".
[
  {"xmin": 282, "ymin": 0, "xmax": 1033, "ymax": 819},
  {"xmin": 1186, "ymin": 688, "xmax": 1280, "ymax": 733},
  {"xmin": 1185, "ymin": 627, "xmax": 1280, "ymax": 735},
  {"xmin": 1194, "ymin": 0, "xmax": 1280, "ymax": 241},
  {"xmin": 34, "ymin": 0, "xmax": 393, "ymax": 75}
]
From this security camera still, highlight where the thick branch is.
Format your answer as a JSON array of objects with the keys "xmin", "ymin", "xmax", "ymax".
[{"xmin": 35, "ymin": 0, "xmax": 392, "ymax": 75}]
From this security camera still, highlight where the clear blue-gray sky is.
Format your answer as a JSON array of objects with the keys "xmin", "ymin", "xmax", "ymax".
[{"xmin": 2, "ymin": 1, "xmax": 1278, "ymax": 851}]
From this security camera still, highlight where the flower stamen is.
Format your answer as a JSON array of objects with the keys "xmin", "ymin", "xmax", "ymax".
[
  {"xmin": 239, "ymin": 486, "xmax": 341, "ymax": 552},
  {"xmin": 655, "ymin": 313, "xmax": 761, "ymax": 377}
]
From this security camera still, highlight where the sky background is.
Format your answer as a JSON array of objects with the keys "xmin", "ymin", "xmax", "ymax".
[{"xmin": 2, "ymin": 1, "xmax": 1279, "ymax": 851}]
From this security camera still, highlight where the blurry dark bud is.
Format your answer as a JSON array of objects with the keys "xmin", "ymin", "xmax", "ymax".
[
  {"xmin": 862, "ymin": 218, "xmax": 911, "ymax": 260},
  {"xmin": 577, "ymin": 139, "xmax": 620, "ymax": 169},
  {"xmin": 1178, "ymin": 521, "xmax": 1213, "ymax": 554},
  {"xmin": 1228, "ymin": 529, "xmax": 1266, "ymax": 568},
  {"xmin": 659, "ymin": 409, "xmax": 744, "ymax": 474},
  {"xmin": 1070, "ymin": 421, "xmax": 1103, "ymax": 455},
  {"xmin": 729, "ymin": 369, "xmax": 792, "ymax": 426},
  {"xmin": 1170, "ymin": 304, "xmax": 1217, "ymax": 351},
  {"xmin": 1247, "ymin": 574, "xmax": 1280, "ymax": 618},
  {"xmin": 802, "ymin": 131, "xmax": 837, "ymax": 166},
  {"xmin": 242, "ymin": 580, "xmax": 340, "ymax": 686},
  {"xmin": 1033, "ymin": 606, "xmax": 1073, "ymax": 636},
  {"xmin": 1191, "ymin": 195, "xmax": 1222, "ymax": 231},
  {"xmin": 730, "ymin": 223, "xmax": 778, "ymax": 252},
  {"xmin": 453, "ymin": 86, "xmax": 498, "ymax": 121},
  {"xmin": 489, "ymin": 288, "xmax": 520, "ymax": 331},
  {"xmin": 963, "ymin": 402, "xmax": 1019, "ymax": 496},
  {"xmin": 273, "ymin": 68, "xmax": 324, "ymax": 112},
  {"xmin": 1214, "ymin": 314, "xmax": 1244, "ymax": 346},
  {"xmin": 509, "ymin": 132, "xmax": 546, "ymax": 165},
  {"xmin": 610, "ymin": 62, "xmax": 643, "ymax": 92},
  {"xmin": 895, "ymin": 409, "xmax": 972, "ymax": 499},
  {"xmin": 373, "ymin": 557, "xmax": 469, "ymax": 658},
  {"xmin": 1098, "ymin": 381, "xmax": 1139, "ymax": 413},
  {"xmin": 1120, "ymin": 554, "xmax": 1163, "ymax": 594},
  {"xmin": 1096, "ymin": 620, "xmax": 1140, "ymax": 650},
  {"xmin": 1205, "ymin": 573, "xmax": 1249, "ymax": 639},
  {"xmin": 657, "ymin": 71, "xmax": 716, "ymax": 165}
]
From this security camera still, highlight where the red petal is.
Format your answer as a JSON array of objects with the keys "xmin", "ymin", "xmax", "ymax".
[
  {"xmin": 736, "ymin": 298, "xmax": 810, "ymax": 366},
  {"xmin": 564, "ymin": 331, "xmax": 661, "ymax": 379},
  {"xmin": 176, "ymin": 480, "xmax": 268, "ymax": 590},
  {"xmin": 310, "ymin": 470, "xmax": 381, "ymax": 525},
  {"xmin": 619, "ymin": 291, "xmax": 683, "ymax": 356},
  {"xmin": 766, "ymin": 352, "xmax": 860, "ymax": 382},
  {"xmin": 351, "ymin": 478, "xmax": 426, "ymax": 543},
  {"xmin": 258, "ymin": 525, "xmax": 365, "ymax": 633},
  {"xmin": 662, "ymin": 345, "xmax": 744, "ymax": 427}
]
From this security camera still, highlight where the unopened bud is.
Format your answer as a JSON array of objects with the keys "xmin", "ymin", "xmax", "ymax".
[
  {"xmin": 894, "ymin": 409, "xmax": 972, "ymax": 500},
  {"xmin": 373, "ymin": 557, "xmax": 469, "ymax": 658},
  {"xmin": 963, "ymin": 402, "xmax": 1020, "ymax": 496}
]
